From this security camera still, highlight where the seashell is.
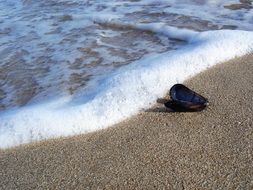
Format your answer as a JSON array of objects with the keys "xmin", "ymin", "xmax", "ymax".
[{"xmin": 164, "ymin": 84, "xmax": 208, "ymax": 112}]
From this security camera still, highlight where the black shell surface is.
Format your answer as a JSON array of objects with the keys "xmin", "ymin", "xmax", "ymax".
[{"xmin": 165, "ymin": 84, "xmax": 208, "ymax": 112}]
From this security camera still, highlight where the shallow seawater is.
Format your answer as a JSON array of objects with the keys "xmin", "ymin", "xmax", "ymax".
[
  {"xmin": 1, "ymin": 0, "xmax": 253, "ymax": 148},
  {"xmin": 0, "ymin": 0, "xmax": 252, "ymax": 111}
]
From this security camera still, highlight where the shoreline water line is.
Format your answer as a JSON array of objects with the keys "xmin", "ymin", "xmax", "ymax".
[{"xmin": 1, "ymin": 24, "xmax": 253, "ymax": 148}]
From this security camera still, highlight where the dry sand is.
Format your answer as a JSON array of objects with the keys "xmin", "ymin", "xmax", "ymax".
[{"xmin": 1, "ymin": 54, "xmax": 253, "ymax": 189}]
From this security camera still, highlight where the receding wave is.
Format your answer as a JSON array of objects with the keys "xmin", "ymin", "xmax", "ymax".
[{"xmin": 0, "ymin": 0, "xmax": 253, "ymax": 148}]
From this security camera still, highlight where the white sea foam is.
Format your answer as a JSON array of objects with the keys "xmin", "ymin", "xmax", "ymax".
[
  {"xmin": 1, "ymin": 0, "xmax": 253, "ymax": 108},
  {"xmin": 1, "ymin": 0, "xmax": 253, "ymax": 148},
  {"xmin": 1, "ymin": 25, "xmax": 253, "ymax": 148}
]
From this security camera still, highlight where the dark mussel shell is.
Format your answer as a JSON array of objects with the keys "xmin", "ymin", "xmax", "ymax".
[{"xmin": 165, "ymin": 84, "xmax": 208, "ymax": 112}]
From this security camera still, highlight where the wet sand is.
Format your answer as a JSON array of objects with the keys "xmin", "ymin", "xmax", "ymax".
[{"xmin": 1, "ymin": 54, "xmax": 253, "ymax": 189}]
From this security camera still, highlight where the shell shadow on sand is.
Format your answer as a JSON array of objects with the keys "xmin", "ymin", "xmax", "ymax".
[{"xmin": 146, "ymin": 84, "xmax": 208, "ymax": 113}]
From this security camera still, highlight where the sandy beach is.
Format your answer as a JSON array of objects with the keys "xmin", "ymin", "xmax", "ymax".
[{"xmin": 1, "ymin": 54, "xmax": 253, "ymax": 189}]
